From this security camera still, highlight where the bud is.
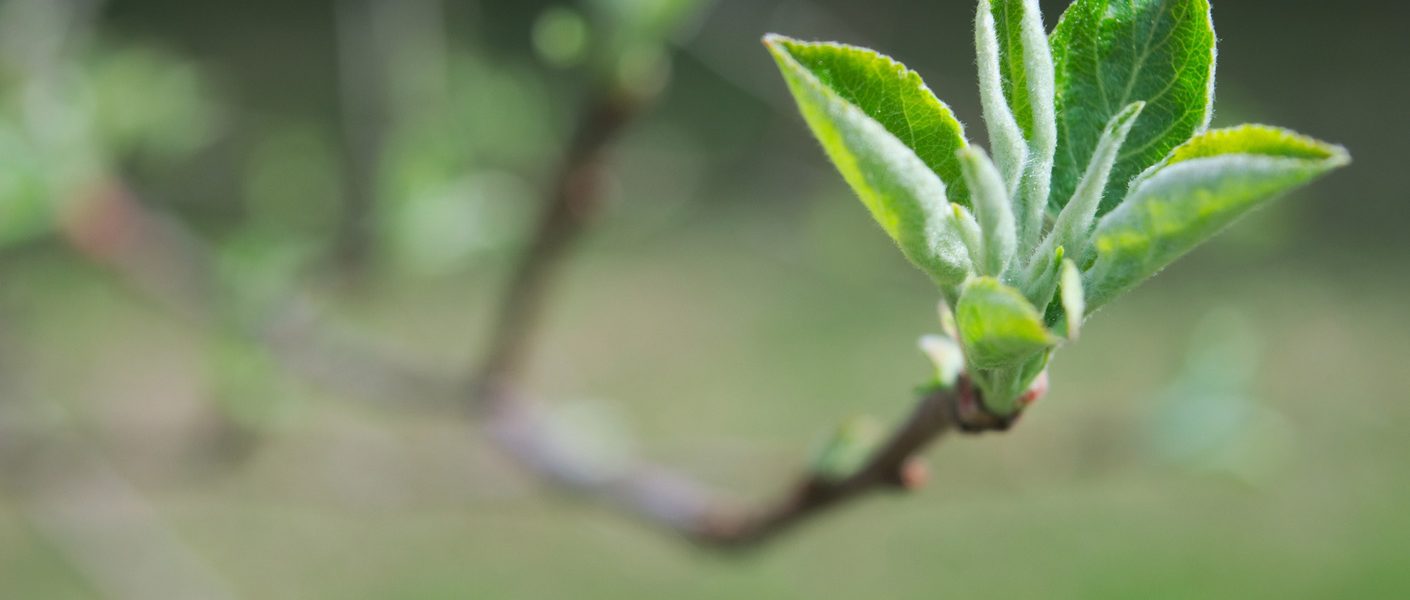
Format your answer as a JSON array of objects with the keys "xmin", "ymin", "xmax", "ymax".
[
  {"xmin": 809, "ymin": 417, "xmax": 884, "ymax": 483},
  {"xmin": 1018, "ymin": 370, "xmax": 1049, "ymax": 407},
  {"xmin": 919, "ymin": 334, "xmax": 965, "ymax": 389}
]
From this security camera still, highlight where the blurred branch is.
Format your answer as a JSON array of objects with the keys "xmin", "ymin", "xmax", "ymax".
[
  {"xmin": 333, "ymin": 0, "xmax": 394, "ymax": 273},
  {"xmin": 61, "ymin": 179, "xmax": 458, "ymax": 411},
  {"xmin": 17, "ymin": 442, "xmax": 237, "ymax": 600},
  {"xmin": 38, "ymin": 0, "xmax": 1026, "ymax": 550},
  {"xmin": 468, "ymin": 87, "xmax": 1021, "ymax": 549},
  {"xmin": 485, "ymin": 378, "xmax": 1015, "ymax": 548}
]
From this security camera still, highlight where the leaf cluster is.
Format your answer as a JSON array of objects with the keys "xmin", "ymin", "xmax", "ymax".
[{"xmin": 766, "ymin": 0, "xmax": 1347, "ymax": 412}]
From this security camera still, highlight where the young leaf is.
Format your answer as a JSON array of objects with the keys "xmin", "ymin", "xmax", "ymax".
[
  {"xmin": 983, "ymin": 0, "xmax": 1057, "ymax": 254},
  {"xmin": 951, "ymin": 204, "xmax": 985, "ymax": 279},
  {"xmin": 920, "ymin": 334, "xmax": 966, "ymax": 389},
  {"xmin": 1059, "ymin": 258, "xmax": 1084, "ymax": 339},
  {"xmin": 765, "ymin": 35, "xmax": 974, "ymax": 284},
  {"xmin": 1024, "ymin": 245, "xmax": 1065, "ymax": 311},
  {"xmin": 975, "ymin": 0, "xmax": 1029, "ymax": 190},
  {"xmin": 956, "ymin": 276, "xmax": 1057, "ymax": 370},
  {"xmin": 1040, "ymin": 101, "xmax": 1144, "ymax": 268},
  {"xmin": 764, "ymin": 35, "xmax": 972, "ymax": 206},
  {"xmin": 1049, "ymin": 0, "xmax": 1216, "ymax": 216},
  {"xmin": 1083, "ymin": 129, "xmax": 1349, "ymax": 309},
  {"xmin": 958, "ymin": 147, "xmax": 1016, "ymax": 276}
]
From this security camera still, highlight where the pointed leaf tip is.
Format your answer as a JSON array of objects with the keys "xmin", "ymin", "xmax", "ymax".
[
  {"xmin": 766, "ymin": 35, "xmax": 976, "ymax": 285},
  {"xmin": 1083, "ymin": 126, "xmax": 1348, "ymax": 310}
]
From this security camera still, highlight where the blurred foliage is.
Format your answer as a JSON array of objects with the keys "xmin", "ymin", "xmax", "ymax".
[
  {"xmin": 1143, "ymin": 309, "xmax": 1294, "ymax": 485},
  {"xmin": 0, "ymin": 0, "xmax": 216, "ymax": 247}
]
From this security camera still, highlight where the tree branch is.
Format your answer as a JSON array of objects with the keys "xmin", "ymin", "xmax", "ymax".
[{"xmin": 468, "ymin": 88, "xmax": 1022, "ymax": 550}]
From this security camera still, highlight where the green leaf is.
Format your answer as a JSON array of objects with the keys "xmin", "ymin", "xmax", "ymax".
[
  {"xmin": 985, "ymin": 0, "xmax": 1035, "ymax": 138},
  {"xmin": 765, "ymin": 35, "xmax": 972, "ymax": 206},
  {"xmin": 958, "ymin": 147, "xmax": 1016, "ymax": 276},
  {"xmin": 1040, "ymin": 101, "xmax": 1144, "ymax": 269},
  {"xmin": 956, "ymin": 276, "xmax": 1058, "ymax": 369},
  {"xmin": 951, "ymin": 204, "xmax": 985, "ymax": 279},
  {"xmin": 1023, "ymin": 245, "xmax": 1066, "ymax": 312},
  {"xmin": 1140, "ymin": 123, "xmax": 1345, "ymax": 177},
  {"xmin": 975, "ymin": 0, "xmax": 1029, "ymax": 190},
  {"xmin": 765, "ymin": 35, "xmax": 974, "ymax": 284},
  {"xmin": 1083, "ymin": 127, "xmax": 1349, "ymax": 309},
  {"xmin": 1049, "ymin": 0, "xmax": 1216, "ymax": 216},
  {"xmin": 983, "ymin": 0, "xmax": 1057, "ymax": 254}
]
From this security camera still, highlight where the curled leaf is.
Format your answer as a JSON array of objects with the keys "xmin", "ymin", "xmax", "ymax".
[{"xmin": 956, "ymin": 276, "xmax": 1058, "ymax": 370}]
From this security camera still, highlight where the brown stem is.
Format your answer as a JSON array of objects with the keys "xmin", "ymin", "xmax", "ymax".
[
  {"xmin": 468, "ymin": 87, "xmax": 1020, "ymax": 549},
  {"xmin": 471, "ymin": 90, "xmax": 640, "ymax": 402}
]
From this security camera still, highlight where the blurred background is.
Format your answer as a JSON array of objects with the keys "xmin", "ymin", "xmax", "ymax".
[{"xmin": 0, "ymin": 0, "xmax": 1406, "ymax": 597}]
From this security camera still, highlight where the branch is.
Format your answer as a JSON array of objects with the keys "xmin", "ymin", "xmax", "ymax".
[
  {"xmin": 468, "ymin": 88, "xmax": 1023, "ymax": 550},
  {"xmin": 52, "ymin": 59, "xmax": 1028, "ymax": 552},
  {"xmin": 484, "ymin": 379, "xmax": 1015, "ymax": 549}
]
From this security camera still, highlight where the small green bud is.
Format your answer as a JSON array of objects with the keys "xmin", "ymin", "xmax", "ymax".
[
  {"xmin": 810, "ymin": 416, "xmax": 885, "ymax": 482},
  {"xmin": 919, "ymin": 334, "xmax": 964, "ymax": 389}
]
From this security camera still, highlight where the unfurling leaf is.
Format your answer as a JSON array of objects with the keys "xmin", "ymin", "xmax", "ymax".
[
  {"xmin": 958, "ymin": 147, "xmax": 1017, "ymax": 276},
  {"xmin": 956, "ymin": 276, "xmax": 1057, "ymax": 370},
  {"xmin": 982, "ymin": 0, "xmax": 1057, "ymax": 253},
  {"xmin": 1049, "ymin": 0, "xmax": 1216, "ymax": 215},
  {"xmin": 920, "ymin": 334, "xmax": 965, "ymax": 389},
  {"xmin": 765, "ymin": 35, "xmax": 973, "ymax": 285},
  {"xmin": 1024, "ymin": 245, "xmax": 1066, "ymax": 312},
  {"xmin": 975, "ymin": 0, "xmax": 1028, "ymax": 190},
  {"xmin": 1083, "ymin": 128, "xmax": 1349, "ymax": 310},
  {"xmin": 1045, "ymin": 101, "xmax": 1144, "ymax": 266}
]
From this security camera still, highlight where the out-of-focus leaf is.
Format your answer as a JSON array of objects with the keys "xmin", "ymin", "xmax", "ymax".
[
  {"xmin": 956, "ymin": 276, "xmax": 1057, "ymax": 369},
  {"xmin": 532, "ymin": 6, "xmax": 591, "ymax": 68},
  {"xmin": 209, "ymin": 332, "xmax": 302, "ymax": 431},
  {"xmin": 919, "ymin": 334, "xmax": 965, "ymax": 389},
  {"xmin": 88, "ymin": 46, "xmax": 217, "ymax": 161},
  {"xmin": 590, "ymin": 0, "xmax": 701, "ymax": 42},
  {"xmin": 1049, "ymin": 0, "xmax": 1216, "ymax": 215},
  {"xmin": 766, "ymin": 35, "xmax": 973, "ymax": 285},
  {"xmin": 1059, "ymin": 258, "xmax": 1084, "ymax": 339},
  {"xmin": 1083, "ymin": 127, "xmax": 1349, "ymax": 310},
  {"xmin": 810, "ymin": 416, "xmax": 884, "ymax": 482}
]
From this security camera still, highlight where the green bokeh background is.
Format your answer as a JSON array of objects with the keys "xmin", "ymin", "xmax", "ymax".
[{"xmin": 1, "ymin": 0, "xmax": 1407, "ymax": 597}]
